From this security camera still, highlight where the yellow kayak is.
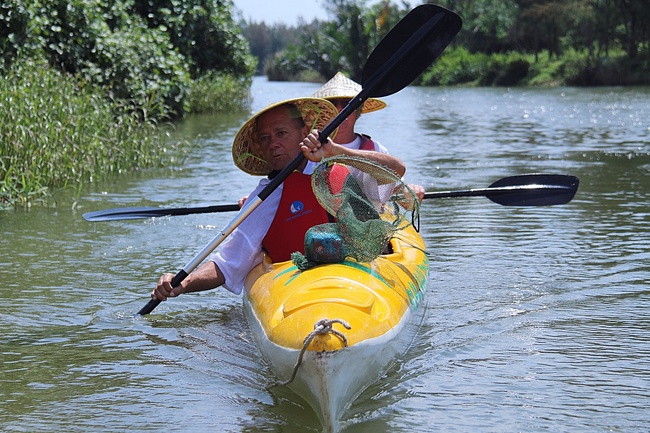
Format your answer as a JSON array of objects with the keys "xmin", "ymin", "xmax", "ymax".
[{"xmin": 243, "ymin": 222, "xmax": 428, "ymax": 431}]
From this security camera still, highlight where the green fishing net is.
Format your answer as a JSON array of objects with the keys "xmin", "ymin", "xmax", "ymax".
[{"xmin": 291, "ymin": 155, "xmax": 420, "ymax": 270}]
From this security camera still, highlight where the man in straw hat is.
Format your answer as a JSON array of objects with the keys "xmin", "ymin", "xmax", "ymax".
[
  {"xmin": 312, "ymin": 72, "xmax": 387, "ymax": 152},
  {"xmin": 312, "ymin": 72, "xmax": 425, "ymax": 201},
  {"xmin": 151, "ymin": 97, "xmax": 406, "ymax": 301}
]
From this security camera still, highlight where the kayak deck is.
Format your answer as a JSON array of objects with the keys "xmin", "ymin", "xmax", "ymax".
[{"xmin": 244, "ymin": 223, "xmax": 428, "ymax": 352}]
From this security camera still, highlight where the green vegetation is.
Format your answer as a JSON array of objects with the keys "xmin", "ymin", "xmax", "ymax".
[
  {"xmin": 1, "ymin": 58, "xmax": 193, "ymax": 208},
  {"xmin": 245, "ymin": 0, "xmax": 408, "ymax": 82},
  {"xmin": 186, "ymin": 71, "xmax": 253, "ymax": 114},
  {"xmin": 1, "ymin": 0, "xmax": 255, "ymax": 209},
  {"xmin": 241, "ymin": 0, "xmax": 650, "ymax": 86},
  {"xmin": 421, "ymin": 47, "xmax": 650, "ymax": 87},
  {"xmin": 3, "ymin": 0, "xmax": 649, "ymax": 209}
]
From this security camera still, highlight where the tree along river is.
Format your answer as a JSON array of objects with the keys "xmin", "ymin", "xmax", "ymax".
[{"xmin": 1, "ymin": 78, "xmax": 649, "ymax": 432}]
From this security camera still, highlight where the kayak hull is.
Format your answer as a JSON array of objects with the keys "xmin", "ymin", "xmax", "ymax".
[{"xmin": 243, "ymin": 224, "xmax": 428, "ymax": 430}]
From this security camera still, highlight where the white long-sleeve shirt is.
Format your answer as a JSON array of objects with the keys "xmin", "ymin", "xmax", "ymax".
[{"xmin": 212, "ymin": 136, "xmax": 388, "ymax": 293}]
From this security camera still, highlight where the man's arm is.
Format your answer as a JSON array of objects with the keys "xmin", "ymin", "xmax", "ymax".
[
  {"xmin": 152, "ymin": 261, "xmax": 225, "ymax": 301},
  {"xmin": 301, "ymin": 131, "xmax": 406, "ymax": 178}
]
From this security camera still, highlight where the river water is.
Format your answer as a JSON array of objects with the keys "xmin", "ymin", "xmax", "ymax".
[{"xmin": 1, "ymin": 78, "xmax": 649, "ymax": 432}]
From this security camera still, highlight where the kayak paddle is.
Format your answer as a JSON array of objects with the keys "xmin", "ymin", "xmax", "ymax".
[
  {"xmin": 136, "ymin": 4, "xmax": 462, "ymax": 315},
  {"xmin": 83, "ymin": 174, "xmax": 578, "ymax": 222}
]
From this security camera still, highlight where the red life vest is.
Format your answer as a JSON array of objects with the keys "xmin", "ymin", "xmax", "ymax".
[
  {"xmin": 326, "ymin": 135, "xmax": 374, "ymax": 194},
  {"xmin": 262, "ymin": 171, "xmax": 331, "ymax": 262},
  {"xmin": 359, "ymin": 134, "xmax": 375, "ymax": 151},
  {"xmin": 262, "ymin": 136, "xmax": 376, "ymax": 262}
]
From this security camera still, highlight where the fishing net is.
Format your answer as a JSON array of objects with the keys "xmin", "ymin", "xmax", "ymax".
[{"xmin": 291, "ymin": 155, "xmax": 420, "ymax": 270}]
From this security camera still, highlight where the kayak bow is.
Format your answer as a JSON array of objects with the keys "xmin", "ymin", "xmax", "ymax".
[{"xmin": 243, "ymin": 224, "xmax": 428, "ymax": 430}]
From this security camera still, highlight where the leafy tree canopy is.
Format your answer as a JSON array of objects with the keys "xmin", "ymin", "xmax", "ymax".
[
  {"xmin": 1, "ymin": 0, "xmax": 255, "ymax": 118},
  {"xmin": 240, "ymin": 0, "xmax": 649, "ymax": 85}
]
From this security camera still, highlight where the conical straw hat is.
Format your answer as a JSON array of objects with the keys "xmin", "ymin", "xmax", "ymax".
[
  {"xmin": 312, "ymin": 72, "xmax": 386, "ymax": 114},
  {"xmin": 232, "ymin": 98, "xmax": 338, "ymax": 176}
]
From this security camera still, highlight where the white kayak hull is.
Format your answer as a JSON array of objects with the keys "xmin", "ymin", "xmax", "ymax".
[{"xmin": 243, "ymin": 298, "xmax": 418, "ymax": 431}]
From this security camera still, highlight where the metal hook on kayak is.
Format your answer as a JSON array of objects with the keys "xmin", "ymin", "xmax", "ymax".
[{"xmin": 265, "ymin": 318, "xmax": 352, "ymax": 390}]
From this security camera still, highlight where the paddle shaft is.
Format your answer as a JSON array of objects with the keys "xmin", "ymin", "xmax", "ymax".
[
  {"xmin": 138, "ymin": 196, "xmax": 263, "ymax": 314},
  {"xmin": 138, "ymin": 5, "xmax": 462, "ymax": 315}
]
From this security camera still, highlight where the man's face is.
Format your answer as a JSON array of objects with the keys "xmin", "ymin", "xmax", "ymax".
[{"xmin": 256, "ymin": 106, "xmax": 308, "ymax": 171}]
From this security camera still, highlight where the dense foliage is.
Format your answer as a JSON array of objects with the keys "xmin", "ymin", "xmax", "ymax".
[
  {"xmin": 0, "ymin": 58, "xmax": 192, "ymax": 209},
  {"xmin": 1, "ymin": 0, "xmax": 255, "ymax": 209},
  {"xmin": 247, "ymin": 0, "xmax": 409, "ymax": 82},
  {"xmin": 241, "ymin": 0, "xmax": 650, "ymax": 86},
  {"xmin": 1, "ymin": 0, "xmax": 255, "ymax": 118}
]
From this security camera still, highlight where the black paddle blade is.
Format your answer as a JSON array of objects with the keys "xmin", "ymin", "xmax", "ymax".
[
  {"xmin": 318, "ymin": 6, "xmax": 461, "ymax": 144},
  {"xmin": 83, "ymin": 207, "xmax": 171, "ymax": 222},
  {"xmin": 487, "ymin": 174, "xmax": 579, "ymax": 206},
  {"xmin": 362, "ymin": 4, "xmax": 462, "ymax": 97},
  {"xmin": 83, "ymin": 204, "xmax": 240, "ymax": 222}
]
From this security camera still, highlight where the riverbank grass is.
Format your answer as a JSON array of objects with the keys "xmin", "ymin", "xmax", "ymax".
[{"xmin": 0, "ymin": 59, "xmax": 195, "ymax": 209}]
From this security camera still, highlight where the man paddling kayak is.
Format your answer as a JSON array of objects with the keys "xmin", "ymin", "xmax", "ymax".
[{"xmin": 151, "ymin": 97, "xmax": 406, "ymax": 301}]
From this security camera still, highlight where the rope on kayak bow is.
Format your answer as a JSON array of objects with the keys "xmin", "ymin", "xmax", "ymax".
[{"xmin": 265, "ymin": 318, "xmax": 351, "ymax": 390}]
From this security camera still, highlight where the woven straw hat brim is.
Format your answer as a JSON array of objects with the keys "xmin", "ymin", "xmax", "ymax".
[
  {"xmin": 312, "ymin": 72, "xmax": 386, "ymax": 114},
  {"xmin": 232, "ymin": 98, "xmax": 339, "ymax": 176},
  {"xmin": 315, "ymin": 91, "xmax": 386, "ymax": 114}
]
